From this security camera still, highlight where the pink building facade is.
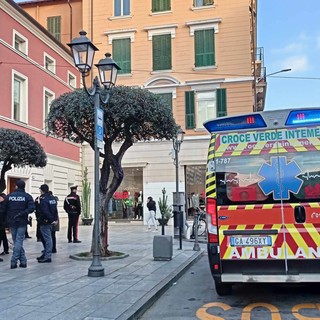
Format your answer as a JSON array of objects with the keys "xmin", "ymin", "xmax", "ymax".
[{"xmin": 0, "ymin": 0, "xmax": 81, "ymax": 209}]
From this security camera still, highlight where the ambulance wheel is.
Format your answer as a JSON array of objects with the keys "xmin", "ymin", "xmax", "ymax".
[{"xmin": 215, "ymin": 281, "xmax": 232, "ymax": 296}]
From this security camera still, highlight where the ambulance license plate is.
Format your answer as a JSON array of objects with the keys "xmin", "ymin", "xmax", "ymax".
[{"xmin": 230, "ymin": 236, "xmax": 272, "ymax": 247}]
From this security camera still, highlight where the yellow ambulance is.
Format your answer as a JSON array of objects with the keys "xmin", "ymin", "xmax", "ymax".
[{"xmin": 204, "ymin": 109, "xmax": 320, "ymax": 295}]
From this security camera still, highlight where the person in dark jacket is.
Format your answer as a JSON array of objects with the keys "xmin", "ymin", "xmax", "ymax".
[
  {"xmin": 0, "ymin": 193, "xmax": 9, "ymax": 257},
  {"xmin": 36, "ymin": 184, "xmax": 58, "ymax": 263},
  {"xmin": 35, "ymin": 193, "xmax": 44, "ymax": 242},
  {"xmin": 63, "ymin": 185, "xmax": 81, "ymax": 243},
  {"xmin": 146, "ymin": 196, "xmax": 158, "ymax": 232},
  {"xmin": 0, "ymin": 193, "xmax": 8, "ymax": 262},
  {"xmin": 4, "ymin": 180, "xmax": 35, "ymax": 269},
  {"xmin": 49, "ymin": 191, "xmax": 59, "ymax": 253}
]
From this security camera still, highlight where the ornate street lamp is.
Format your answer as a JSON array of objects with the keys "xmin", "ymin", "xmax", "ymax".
[
  {"xmin": 172, "ymin": 127, "xmax": 185, "ymax": 250},
  {"xmin": 68, "ymin": 31, "xmax": 120, "ymax": 277}
]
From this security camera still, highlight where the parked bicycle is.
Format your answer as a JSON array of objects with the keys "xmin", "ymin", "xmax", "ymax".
[{"xmin": 190, "ymin": 206, "xmax": 207, "ymax": 239}]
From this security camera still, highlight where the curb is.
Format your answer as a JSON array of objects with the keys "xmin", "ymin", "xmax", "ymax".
[{"xmin": 118, "ymin": 250, "xmax": 204, "ymax": 320}]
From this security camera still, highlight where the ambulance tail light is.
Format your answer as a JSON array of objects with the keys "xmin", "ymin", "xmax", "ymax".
[{"xmin": 207, "ymin": 198, "xmax": 218, "ymax": 243}]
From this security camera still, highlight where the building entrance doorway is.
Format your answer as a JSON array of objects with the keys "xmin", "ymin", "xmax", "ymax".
[
  {"xmin": 7, "ymin": 177, "xmax": 22, "ymax": 193},
  {"xmin": 185, "ymin": 165, "xmax": 206, "ymax": 219},
  {"xmin": 110, "ymin": 167, "xmax": 143, "ymax": 219}
]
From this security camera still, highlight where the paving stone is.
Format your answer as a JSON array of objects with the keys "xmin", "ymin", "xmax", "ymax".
[{"xmin": 0, "ymin": 223, "xmax": 204, "ymax": 319}]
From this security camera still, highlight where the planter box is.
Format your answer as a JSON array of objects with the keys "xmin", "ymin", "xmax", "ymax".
[{"xmin": 153, "ymin": 235, "xmax": 173, "ymax": 261}]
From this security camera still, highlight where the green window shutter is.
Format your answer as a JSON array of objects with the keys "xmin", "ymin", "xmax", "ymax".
[
  {"xmin": 157, "ymin": 93, "xmax": 172, "ymax": 110},
  {"xmin": 194, "ymin": 29, "xmax": 215, "ymax": 67},
  {"xmin": 152, "ymin": 34, "xmax": 171, "ymax": 71},
  {"xmin": 112, "ymin": 38, "xmax": 131, "ymax": 74},
  {"xmin": 152, "ymin": 0, "xmax": 171, "ymax": 12},
  {"xmin": 47, "ymin": 16, "xmax": 61, "ymax": 41},
  {"xmin": 216, "ymin": 88, "xmax": 227, "ymax": 117},
  {"xmin": 152, "ymin": 0, "xmax": 157, "ymax": 11},
  {"xmin": 185, "ymin": 91, "xmax": 195, "ymax": 129}
]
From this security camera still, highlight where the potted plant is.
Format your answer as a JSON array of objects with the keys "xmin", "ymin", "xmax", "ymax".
[
  {"xmin": 81, "ymin": 167, "xmax": 93, "ymax": 225},
  {"xmin": 158, "ymin": 188, "xmax": 172, "ymax": 229},
  {"xmin": 153, "ymin": 188, "xmax": 173, "ymax": 260}
]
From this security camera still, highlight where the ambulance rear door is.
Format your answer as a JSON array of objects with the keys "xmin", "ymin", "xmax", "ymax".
[
  {"xmin": 277, "ymin": 126, "xmax": 320, "ymax": 280},
  {"xmin": 214, "ymin": 128, "xmax": 288, "ymax": 281}
]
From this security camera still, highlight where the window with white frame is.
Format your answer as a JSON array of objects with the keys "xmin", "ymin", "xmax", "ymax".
[
  {"xmin": 12, "ymin": 71, "xmax": 28, "ymax": 123},
  {"xmin": 13, "ymin": 30, "xmax": 28, "ymax": 55},
  {"xmin": 112, "ymin": 38, "xmax": 131, "ymax": 74},
  {"xmin": 68, "ymin": 71, "xmax": 76, "ymax": 88},
  {"xmin": 44, "ymin": 53, "xmax": 56, "ymax": 74},
  {"xmin": 152, "ymin": 0, "xmax": 171, "ymax": 12},
  {"xmin": 152, "ymin": 34, "xmax": 172, "ymax": 71},
  {"xmin": 186, "ymin": 19, "xmax": 221, "ymax": 69},
  {"xmin": 47, "ymin": 16, "xmax": 61, "ymax": 41},
  {"xmin": 185, "ymin": 88, "xmax": 226, "ymax": 129},
  {"xmin": 114, "ymin": 0, "xmax": 130, "ymax": 16},
  {"xmin": 194, "ymin": 0, "xmax": 214, "ymax": 7},
  {"xmin": 196, "ymin": 91, "xmax": 216, "ymax": 128},
  {"xmin": 44, "ymin": 89, "xmax": 55, "ymax": 130},
  {"xmin": 157, "ymin": 93, "xmax": 172, "ymax": 109},
  {"xmin": 144, "ymin": 25, "xmax": 177, "ymax": 71}
]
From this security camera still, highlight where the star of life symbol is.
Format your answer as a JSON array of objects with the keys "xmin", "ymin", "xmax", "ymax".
[{"xmin": 258, "ymin": 156, "xmax": 303, "ymax": 200}]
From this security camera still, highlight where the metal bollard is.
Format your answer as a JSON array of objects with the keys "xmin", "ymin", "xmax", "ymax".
[{"xmin": 193, "ymin": 212, "xmax": 200, "ymax": 251}]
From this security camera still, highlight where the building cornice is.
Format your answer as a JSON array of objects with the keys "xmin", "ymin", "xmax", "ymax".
[{"xmin": 185, "ymin": 18, "xmax": 222, "ymax": 35}]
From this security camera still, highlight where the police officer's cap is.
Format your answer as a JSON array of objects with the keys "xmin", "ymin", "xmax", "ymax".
[{"xmin": 70, "ymin": 185, "xmax": 78, "ymax": 190}]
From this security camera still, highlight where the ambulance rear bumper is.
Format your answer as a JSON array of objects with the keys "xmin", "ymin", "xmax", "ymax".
[{"xmin": 221, "ymin": 273, "xmax": 320, "ymax": 283}]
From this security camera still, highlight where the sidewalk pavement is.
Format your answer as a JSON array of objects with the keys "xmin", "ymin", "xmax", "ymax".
[{"xmin": 0, "ymin": 220, "xmax": 205, "ymax": 320}]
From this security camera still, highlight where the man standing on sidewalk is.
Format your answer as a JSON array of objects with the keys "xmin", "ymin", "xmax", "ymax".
[
  {"xmin": 36, "ymin": 184, "xmax": 58, "ymax": 263},
  {"xmin": 5, "ymin": 180, "xmax": 35, "ymax": 269},
  {"xmin": 64, "ymin": 185, "xmax": 81, "ymax": 243}
]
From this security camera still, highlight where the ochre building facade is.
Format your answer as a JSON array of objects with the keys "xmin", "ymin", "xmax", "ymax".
[{"xmin": 19, "ymin": 0, "xmax": 260, "ymax": 220}]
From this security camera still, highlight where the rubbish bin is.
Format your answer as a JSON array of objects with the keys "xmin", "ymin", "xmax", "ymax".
[{"xmin": 173, "ymin": 210, "xmax": 183, "ymax": 238}]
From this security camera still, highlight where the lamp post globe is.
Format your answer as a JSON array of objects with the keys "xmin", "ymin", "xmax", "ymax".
[
  {"xmin": 175, "ymin": 127, "xmax": 185, "ymax": 148},
  {"xmin": 95, "ymin": 53, "xmax": 121, "ymax": 90},
  {"xmin": 67, "ymin": 30, "xmax": 98, "ymax": 75}
]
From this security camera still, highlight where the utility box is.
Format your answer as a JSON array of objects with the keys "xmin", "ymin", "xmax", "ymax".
[{"xmin": 153, "ymin": 235, "xmax": 173, "ymax": 261}]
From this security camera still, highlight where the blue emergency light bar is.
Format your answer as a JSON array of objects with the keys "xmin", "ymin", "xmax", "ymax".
[
  {"xmin": 286, "ymin": 109, "xmax": 320, "ymax": 125},
  {"xmin": 204, "ymin": 114, "xmax": 267, "ymax": 133}
]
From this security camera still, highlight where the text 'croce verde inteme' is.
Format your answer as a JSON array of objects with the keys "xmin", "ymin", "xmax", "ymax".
[{"xmin": 220, "ymin": 127, "xmax": 320, "ymax": 144}]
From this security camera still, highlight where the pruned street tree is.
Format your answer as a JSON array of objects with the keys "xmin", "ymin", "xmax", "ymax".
[
  {"xmin": 47, "ymin": 86, "xmax": 178, "ymax": 255},
  {"xmin": 0, "ymin": 128, "xmax": 47, "ymax": 193}
]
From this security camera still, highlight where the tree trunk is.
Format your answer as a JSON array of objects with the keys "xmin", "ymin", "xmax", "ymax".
[
  {"xmin": 0, "ymin": 161, "xmax": 12, "ymax": 193},
  {"xmin": 96, "ymin": 139, "xmax": 131, "ymax": 256}
]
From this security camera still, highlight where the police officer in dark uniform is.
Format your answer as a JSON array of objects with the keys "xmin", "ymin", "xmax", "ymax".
[
  {"xmin": 4, "ymin": 180, "xmax": 35, "ymax": 269},
  {"xmin": 37, "ymin": 184, "xmax": 58, "ymax": 263},
  {"xmin": 63, "ymin": 185, "xmax": 81, "ymax": 243}
]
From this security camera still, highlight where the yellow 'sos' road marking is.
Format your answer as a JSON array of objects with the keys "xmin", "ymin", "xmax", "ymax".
[
  {"xmin": 196, "ymin": 302, "xmax": 320, "ymax": 319},
  {"xmin": 196, "ymin": 302, "xmax": 231, "ymax": 320},
  {"xmin": 292, "ymin": 303, "xmax": 320, "ymax": 320},
  {"xmin": 242, "ymin": 303, "xmax": 281, "ymax": 320}
]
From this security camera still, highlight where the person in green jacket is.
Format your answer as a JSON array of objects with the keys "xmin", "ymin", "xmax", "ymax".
[{"xmin": 123, "ymin": 197, "xmax": 133, "ymax": 219}]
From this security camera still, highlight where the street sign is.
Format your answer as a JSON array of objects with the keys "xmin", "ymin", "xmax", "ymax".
[{"xmin": 96, "ymin": 107, "xmax": 104, "ymax": 150}]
